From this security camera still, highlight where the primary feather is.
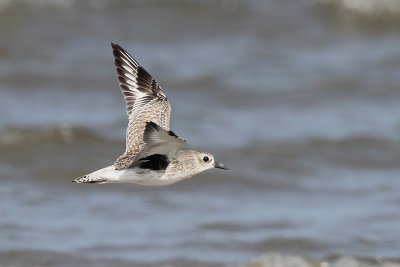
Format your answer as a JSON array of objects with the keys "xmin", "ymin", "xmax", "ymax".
[{"xmin": 111, "ymin": 43, "xmax": 172, "ymax": 170}]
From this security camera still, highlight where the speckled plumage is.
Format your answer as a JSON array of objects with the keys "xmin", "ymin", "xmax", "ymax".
[
  {"xmin": 73, "ymin": 43, "xmax": 227, "ymax": 185},
  {"xmin": 111, "ymin": 43, "xmax": 171, "ymax": 170}
]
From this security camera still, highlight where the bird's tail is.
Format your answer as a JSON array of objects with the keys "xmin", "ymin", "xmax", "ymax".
[{"xmin": 72, "ymin": 174, "xmax": 107, "ymax": 184}]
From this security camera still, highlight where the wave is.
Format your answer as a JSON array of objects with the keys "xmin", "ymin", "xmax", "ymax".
[
  {"xmin": 0, "ymin": 0, "xmax": 245, "ymax": 12},
  {"xmin": 10, "ymin": 0, "xmax": 400, "ymax": 18},
  {"xmin": 0, "ymin": 125, "xmax": 124, "ymax": 183},
  {"xmin": 215, "ymin": 134, "xmax": 400, "ymax": 184},
  {"xmin": 0, "ymin": 249, "xmax": 221, "ymax": 267},
  {"xmin": 1, "ymin": 125, "xmax": 398, "ymax": 191},
  {"xmin": 234, "ymin": 253, "xmax": 400, "ymax": 267},
  {"xmin": 0, "ymin": 125, "xmax": 113, "ymax": 147},
  {"xmin": 0, "ymin": 0, "xmax": 75, "ymax": 10},
  {"xmin": 2, "ymin": 126, "xmax": 398, "ymax": 178},
  {"xmin": 1, "ymin": 250, "xmax": 399, "ymax": 267},
  {"xmin": 314, "ymin": 0, "xmax": 400, "ymax": 17}
]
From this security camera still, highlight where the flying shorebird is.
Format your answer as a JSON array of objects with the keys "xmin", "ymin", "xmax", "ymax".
[{"xmin": 73, "ymin": 43, "xmax": 228, "ymax": 186}]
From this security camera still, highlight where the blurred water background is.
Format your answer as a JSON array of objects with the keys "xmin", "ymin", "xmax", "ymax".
[{"xmin": 1, "ymin": 0, "xmax": 400, "ymax": 266}]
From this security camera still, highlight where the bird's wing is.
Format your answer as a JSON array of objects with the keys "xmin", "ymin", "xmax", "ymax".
[
  {"xmin": 131, "ymin": 122, "xmax": 187, "ymax": 170},
  {"xmin": 111, "ymin": 43, "xmax": 172, "ymax": 170}
]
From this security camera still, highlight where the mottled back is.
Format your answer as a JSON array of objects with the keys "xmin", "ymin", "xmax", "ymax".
[{"xmin": 111, "ymin": 43, "xmax": 171, "ymax": 170}]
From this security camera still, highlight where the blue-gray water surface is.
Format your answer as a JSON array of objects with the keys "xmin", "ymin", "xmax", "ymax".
[{"xmin": 1, "ymin": 1, "xmax": 400, "ymax": 266}]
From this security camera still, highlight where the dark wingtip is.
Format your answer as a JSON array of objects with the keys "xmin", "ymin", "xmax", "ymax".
[
  {"xmin": 110, "ymin": 43, "xmax": 140, "ymax": 68},
  {"xmin": 111, "ymin": 42, "xmax": 125, "ymax": 56},
  {"xmin": 111, "ymin": 42, "xmax": 119, "ymax": 49},
  {"xmin": 111, "ymin": 43, "xmax": 122, "ymax": 57},
  {"xmin": 111, "ymin": 42, "xmax": 118, "ymax": 53}
]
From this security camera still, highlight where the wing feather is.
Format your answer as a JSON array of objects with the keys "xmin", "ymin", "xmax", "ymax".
[
  {"xmin": 131, "ymin": 122, "xmax": 186, "ymax": 170},
  {"xmin": 111, "ymin": 43, "xmax": 173, "ymax": 170}
]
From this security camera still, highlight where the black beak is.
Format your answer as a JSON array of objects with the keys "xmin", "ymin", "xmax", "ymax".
[{"xmin": 214, "ymin": 162, "xmax": 229, "ymax": 170}]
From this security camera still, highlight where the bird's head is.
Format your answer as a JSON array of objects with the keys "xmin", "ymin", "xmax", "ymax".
[{"xmin": 192, "ymin": 151, "xmax": 229, "ymax": 172}]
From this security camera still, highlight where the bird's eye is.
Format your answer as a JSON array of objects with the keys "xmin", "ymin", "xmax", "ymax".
[{"xmin": 203, "ymin": 156, "xmax": 209, "ymax": 162}]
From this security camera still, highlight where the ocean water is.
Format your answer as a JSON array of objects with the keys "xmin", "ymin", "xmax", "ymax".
[{"xmin": 1, "ymin": 0, "xmax": 400, "ymax": 266}]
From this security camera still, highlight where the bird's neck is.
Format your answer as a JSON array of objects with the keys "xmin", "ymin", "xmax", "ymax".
[{"xmin": 163, "ymin": 150, "xmax": 199, "ymax": 181}]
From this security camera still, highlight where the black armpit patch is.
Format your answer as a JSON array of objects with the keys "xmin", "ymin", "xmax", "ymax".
[{"xmin": 138, "ymin": 154, "xmax": 170, "ymax": 171}]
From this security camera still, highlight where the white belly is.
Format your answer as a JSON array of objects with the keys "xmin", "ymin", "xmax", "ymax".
[{"xmin": 93, "ymin": 166, "xmax": 178, "ymax": 186}]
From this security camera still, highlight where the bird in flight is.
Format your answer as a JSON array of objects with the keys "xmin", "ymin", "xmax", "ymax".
[{"xmin": 73, "ymin": 43, "xmax": 228, "ymax": 186}]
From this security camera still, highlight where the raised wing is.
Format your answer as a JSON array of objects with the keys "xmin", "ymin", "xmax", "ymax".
[
  {"xmin": 111, "ymin": 43, "xmax": 172, "ymax": 170},
  {"xmin": 111, "ymin": 43, "xmax": 168, "ymax": 117}
]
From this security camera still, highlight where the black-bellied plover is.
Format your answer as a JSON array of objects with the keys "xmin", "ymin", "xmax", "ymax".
[{"xmin": 73, "ymin": 43, "xmax": 228, "ymax": 186}]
